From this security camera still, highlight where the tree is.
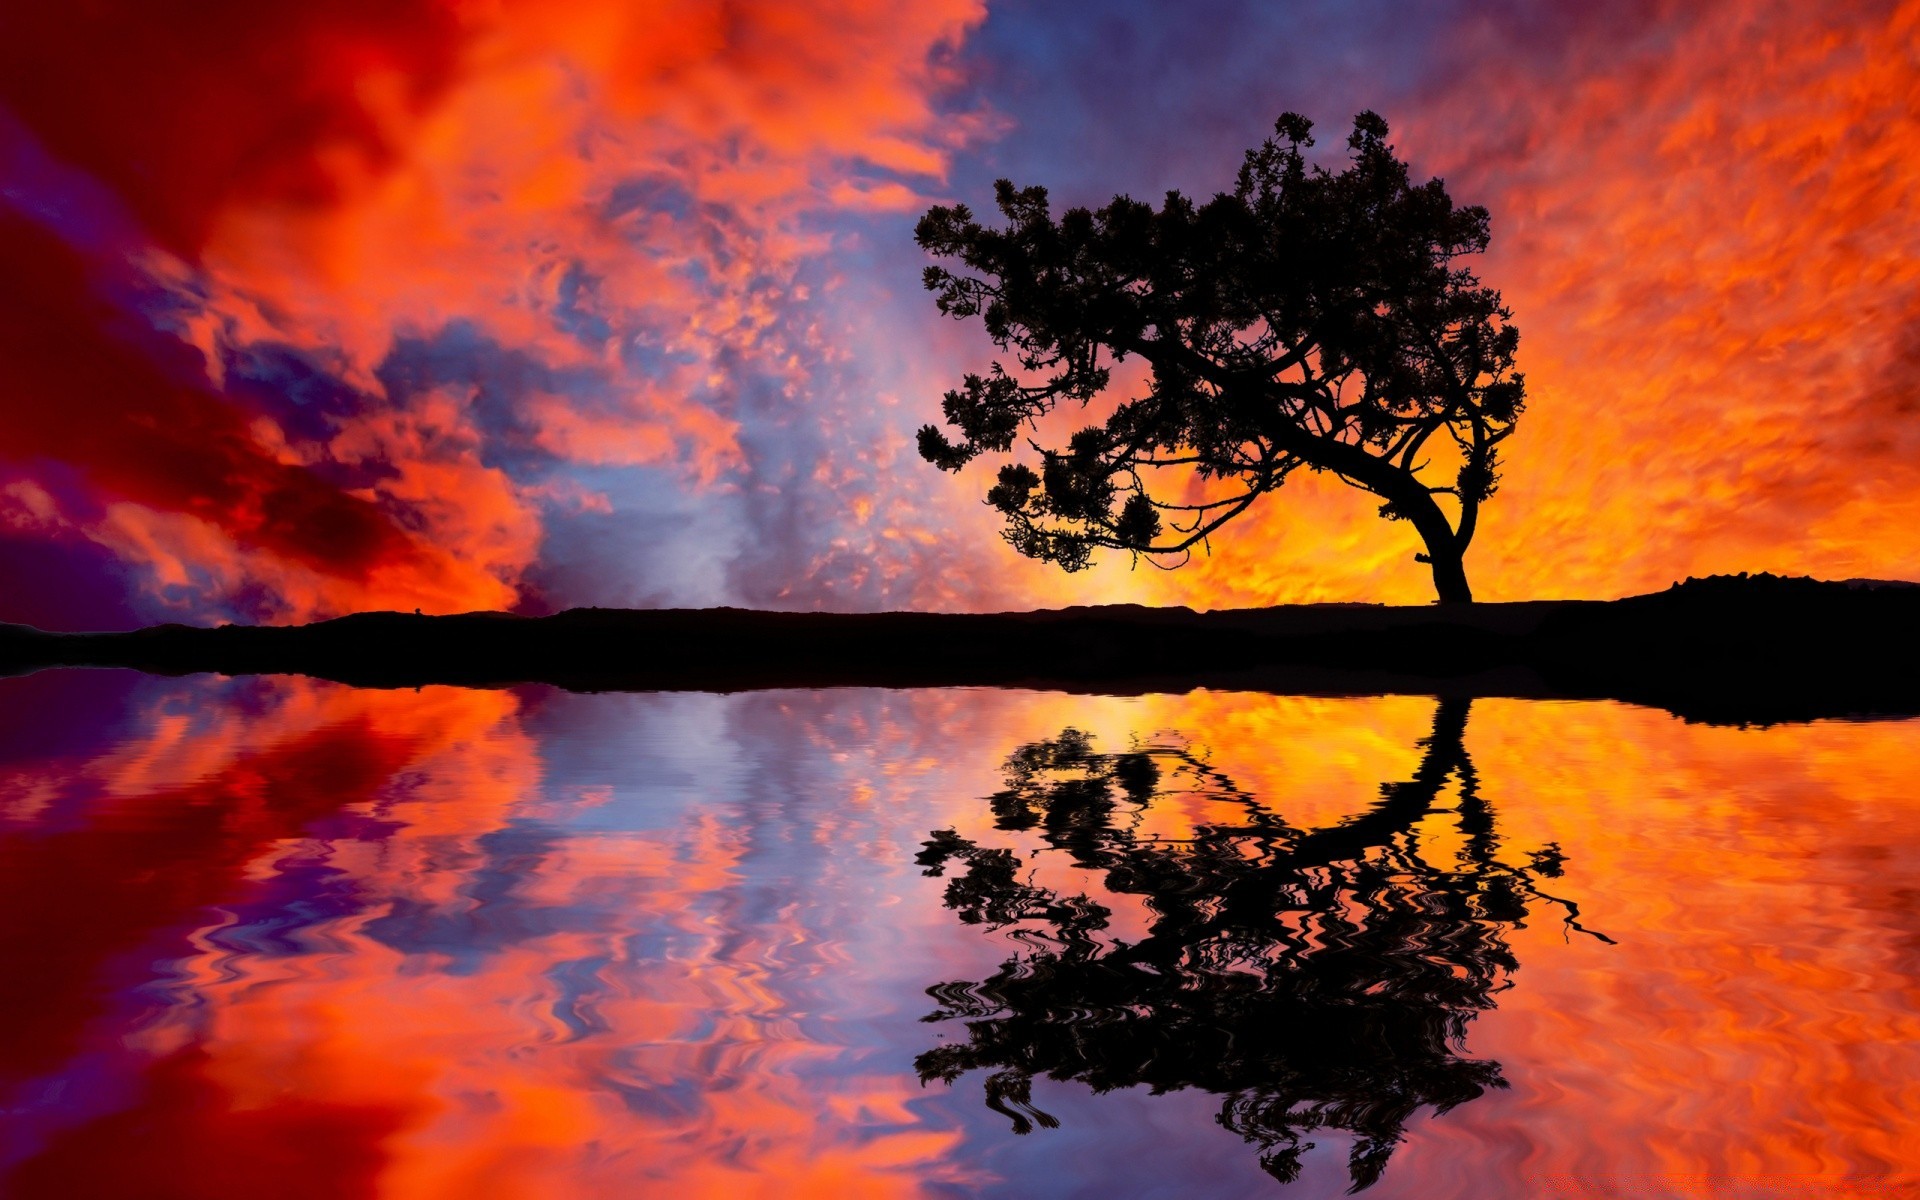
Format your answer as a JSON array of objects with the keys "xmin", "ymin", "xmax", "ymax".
[{"xmin": 915, "ymin": 112, "xmax": 1525, "ymax": 603}]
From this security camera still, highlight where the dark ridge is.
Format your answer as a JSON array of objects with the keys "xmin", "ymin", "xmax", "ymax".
[{"xmin": 0, "ymin": 574, "xmax": 1914, "ymax": 726}]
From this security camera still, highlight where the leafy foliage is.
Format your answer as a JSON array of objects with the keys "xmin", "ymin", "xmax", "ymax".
[{"xmin": 916, "ymin": 112, "xmax": 1524, "ymax": 600}]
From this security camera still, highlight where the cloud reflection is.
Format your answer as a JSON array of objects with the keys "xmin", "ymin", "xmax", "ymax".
[{"xmin": 0, "ymin": 677, "xmax": 1913, "ymax": 1196}]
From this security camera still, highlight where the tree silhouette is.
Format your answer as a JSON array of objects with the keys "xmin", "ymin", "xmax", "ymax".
[
  {"xmin": 916, "ymin": 113, "xmax": 1524, "ymax": 603},
  {"xmin": 914, "ymin": 699, "xmax": 1606, "ymax": 1190}
]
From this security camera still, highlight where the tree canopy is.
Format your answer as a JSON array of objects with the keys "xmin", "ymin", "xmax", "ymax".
[{"xmin": 915, "ymin": 111, "xmax": 1524, "ymax": 603}]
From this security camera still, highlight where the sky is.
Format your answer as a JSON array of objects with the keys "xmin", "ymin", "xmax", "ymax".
[{"xmin": 0, "ymin": 0, "xmax": 1915, "ymax": 628}]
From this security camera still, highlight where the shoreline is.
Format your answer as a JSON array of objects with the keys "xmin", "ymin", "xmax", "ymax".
[{"xmin": 2, "ymin": 576, "xmax": 1914, "ymax": 726}]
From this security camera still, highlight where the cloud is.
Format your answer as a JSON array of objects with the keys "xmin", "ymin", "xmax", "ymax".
[
  {"xmin": 926, "ymin": 0, "xmax": 1920, "ymax": 606},
  {"xmin": 1, "ymin": 0, "xmax": 1915, "ymax": 621},
  {"xmin": 0, "ymin": 0, "xmax": 991, "ymax": 621},
  {"xmin": 1419, "ymin": 0, "xmax": 1920, "ymax": 598},
  {"xmin": 0, "ymin": 213, "xmax": 499, "ymax": 619}
]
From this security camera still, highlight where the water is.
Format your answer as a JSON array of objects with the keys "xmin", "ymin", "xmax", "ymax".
[{"xmin": 0, "ymin": 671, "xmax": 1913, "ymax": 1199}]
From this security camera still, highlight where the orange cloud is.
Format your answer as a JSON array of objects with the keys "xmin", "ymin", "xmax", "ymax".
[
  {"xmin": 1114, "ymin": 0, "xmax": 1920, "ymax": 607},
  {"xmin": 1, "ymin": 0, "xmax": 989, "ymax": 621}
]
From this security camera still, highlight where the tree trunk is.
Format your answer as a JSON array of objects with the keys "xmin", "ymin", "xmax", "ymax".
[
  {"xmin": 1259, "ymin": 422, "xmax": 1476, "ymax": 604},
  {"xmin": 1425, "ymin": 545, "xmax": 1473, "ymax": 605}
]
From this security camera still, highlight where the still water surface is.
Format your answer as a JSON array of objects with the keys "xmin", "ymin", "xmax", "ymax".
[{"xmin": 0, "ymin": 671, "xmax": 1913, "ymax": 1199}]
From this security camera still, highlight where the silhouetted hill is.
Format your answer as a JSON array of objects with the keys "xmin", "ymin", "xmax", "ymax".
[{"xmin": 1, "ymin": 574, "xmax": 1914, "ymax": 725}]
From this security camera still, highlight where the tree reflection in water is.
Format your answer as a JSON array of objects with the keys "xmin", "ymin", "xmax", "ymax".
[{"xmin": 915, "ymin": 698, "xmax": 1610, "ymax": 1190}]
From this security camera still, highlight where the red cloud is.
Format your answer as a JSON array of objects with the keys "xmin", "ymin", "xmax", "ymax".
[
  {"xmin": 0, "ymin": 1, "xmax": 466, "ymax": 257},
  {"xmin": 0, "ymin": 216, "xmax": 418, "ymax": 579}
]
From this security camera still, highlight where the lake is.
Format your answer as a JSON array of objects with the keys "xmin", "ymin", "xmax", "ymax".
[{"xmin": 0, "ymin": 671, "xmax": 1913, "ymax": 1199}]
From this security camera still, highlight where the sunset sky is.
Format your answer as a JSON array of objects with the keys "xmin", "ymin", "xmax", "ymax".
[{"xmin": 1, "ymin": 0, "xmax": 1915, "ymax": 628}]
